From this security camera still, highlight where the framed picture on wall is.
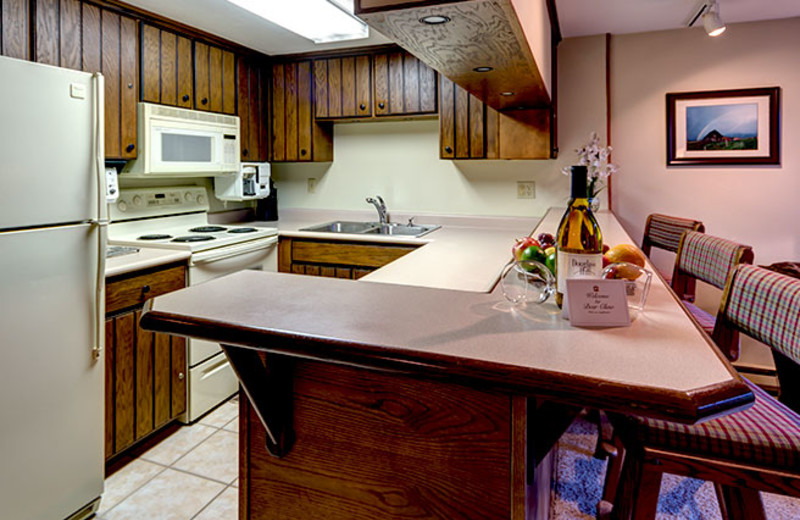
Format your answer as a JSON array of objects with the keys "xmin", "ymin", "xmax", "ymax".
[{"xmin": 666, "ymin": 87, "xmax": 780, "ymax": 166}]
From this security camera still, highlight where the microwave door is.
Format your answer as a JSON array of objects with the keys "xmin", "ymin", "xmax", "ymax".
[{"xmin": 152, "ymin": 126, "xmax": 218, "ymax": 173}]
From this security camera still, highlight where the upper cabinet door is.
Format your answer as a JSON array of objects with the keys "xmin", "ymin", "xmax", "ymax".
[
  {"xmin": 194, "ymin": 41, "xmax": 236, "ymax": 114},
  {"xmin": 373, "ymin": 50, "xmax": 436, "ymax": 117},
  {"xmin": 141, "ymin": 24, "xmax": 194, "ymax": 109},
  {"xmin": 237, "ymin": 55, "xmax": 268, "ymax": 162},
  {"xmin": 314, "ymin": 55, "xmax": 372, "ymax": 119},
  {"xmin": 1, "ymin": 0, "xmax": 30, "ymax": 60}
]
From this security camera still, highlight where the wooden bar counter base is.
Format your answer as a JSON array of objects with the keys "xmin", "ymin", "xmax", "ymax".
[{"xmin": 140, "ymin": 211, "xmax": 754, "ymax": 520}]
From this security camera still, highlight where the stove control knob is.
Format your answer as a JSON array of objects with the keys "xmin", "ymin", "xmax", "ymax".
[
  {"xmin": 132, "ymin": 195, "xmax": 143, "ymax": 206},
  {"xmin": 117, "ymin": 201, "xmax": 128, "ymax": 212},
  {"xmin": 197, "ymin": 194, "xmax": 205, "ymax": 204},
  {"xmin": 185, "ymin": 192, "xmax": 194, "ymax": 202}
]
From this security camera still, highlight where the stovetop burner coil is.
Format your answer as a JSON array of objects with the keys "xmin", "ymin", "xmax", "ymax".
[
  {"xmin": 227, "ymin": 227, "xmax": 258, "ymax": 234},
  {"xmin": 189, "ymin": 226, "xmax": 228, "ymax": 233},
  {"xmin": 138, "ymin": 234, "xmax": 173, "ymax": 240},
  {"xmin": 172, "ymin": 235, "xmax": 216, "ymax": 243}
]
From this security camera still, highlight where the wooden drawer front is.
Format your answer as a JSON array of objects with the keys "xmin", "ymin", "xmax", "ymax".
[
  {"xmin": 292, "ymin": 240, "xmax": 415, "ymax": 268},
  {"xmin": 106, "ymin": 265, "xmax": 185, "ymax": 314}
]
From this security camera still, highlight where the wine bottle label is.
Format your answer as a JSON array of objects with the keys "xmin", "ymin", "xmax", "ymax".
[{"xmin": 557, "ymin": 252, "xmax": 603, "ymax": 292}]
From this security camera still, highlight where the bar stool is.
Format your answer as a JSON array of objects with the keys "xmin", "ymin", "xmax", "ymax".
[
  {"xmin": 603, "ymin": 265, "xmax": 800, "ymax": 520},
  {"xmin": 671, "ymin": 231, "xmax": 753, "ymax": 359},
  {"xmin": 641, "ymin": 213, "xmax": 705, "ymax": 286}
]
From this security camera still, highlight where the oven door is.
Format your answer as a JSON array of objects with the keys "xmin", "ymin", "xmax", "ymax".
[{"xmin": 187, "ymin": 236, "xmax": 277, "ymax": 365}]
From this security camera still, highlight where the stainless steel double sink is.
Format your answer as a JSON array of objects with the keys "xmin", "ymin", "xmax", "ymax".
[{"xmin": 300, "ymin": 221, "xmax": 440, "ymax": 238}]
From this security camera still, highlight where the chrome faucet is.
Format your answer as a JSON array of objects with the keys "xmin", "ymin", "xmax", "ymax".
[{"xmin": 366, "ymin": 195, "xmax": 388, "ymax": 225}]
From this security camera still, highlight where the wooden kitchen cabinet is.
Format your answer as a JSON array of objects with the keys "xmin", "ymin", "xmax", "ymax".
[
  {"xmin": 194, "ymin": 40, "xmax": 236, "ymax": 113},
  {"xmin": 33, "ymin": 0, "xmax": 138, "ymax": 159},
  {"xmin": 439, "ymin": 75, "xmax": 550, "ymax": 160},
  {"xmin": 373, "ymin": 49, "xmax": 437, "ymax": 117},
  {"xmin": 278, "ymin": 237, "xmax": 417, "ymax": 279},
  {"xmin": 271, "ymin": 60, "xmax": 333, "ymax": 162},
  {"xmin": 237, "ymin": 54, "xmax": 268, "ymax": 161},
  {"xmin": 314, "ymin": 54, "xmax": 372, "ymax": 119},
  {"xmin": 141, "ymin": 24, "xmax": 194, "ymax": 109},
  {"xmin": 1, "ymin": 0, "xmax": 30, "ymax": 60},
  {"xmin": 141, "ymin": 24, "xmax": 235, "ymax": 114},
  {"xmin": 105, "ymin": 263, "xmax": 187, "ymax": 461}
]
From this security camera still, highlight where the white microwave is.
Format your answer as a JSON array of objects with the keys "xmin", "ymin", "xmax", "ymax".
[{"xmin": 122, "ymin": 102, "xmax": 240, "ymax": 177}]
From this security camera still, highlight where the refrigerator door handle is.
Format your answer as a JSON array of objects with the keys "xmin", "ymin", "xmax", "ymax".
[
  {"xmin": 93, "ymin": 73, "xmax": 107, "ymax": 223},
  {"xmin": 92, "ymin": 72, "xmax": 107, "ymax": 361},
  {"xmin": 93, "ymin": 221, "xmax": 107, "ymax": 360}
]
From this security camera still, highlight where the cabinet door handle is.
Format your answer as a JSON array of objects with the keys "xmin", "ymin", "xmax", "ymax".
[
  {"xmin": 182, "ymin": 94, "xmax": 190, "ymax": 102},
  {"xmin": 125, "ymin": 143, "xmax": 135, "ymax": 153},
  {"xmin": 300, "ymin": 149, "xmax": 307, "ymax": 157},
  {"xmin": 201, "ymin": 97, "xmax": 208, "ymax": 105},
  {"xmin": 142, "ymin": 285, "xmax": 151, "ymax": 294},
  {"xmin": 359, "ymin": 103, "xmax": 366, "ymax": 111},
  {"xmin": 178, "ymin": 372, "xmax": 185, "ymax": 381},
  {"xmin": 243, "ymin": 148, "xmax": 249, "ymax": 157},
  {"xmin": 444, "ymin": 146, "xmax": 453, "ymax": 154},
  {"xmin": 378, "ymin": 102, "xmax": 385, "ymax": 109}
]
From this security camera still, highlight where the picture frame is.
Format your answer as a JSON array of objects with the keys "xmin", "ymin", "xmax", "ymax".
[{"xmin": 666, "ymin": 87, "xmax": 780, "ymax": 166}]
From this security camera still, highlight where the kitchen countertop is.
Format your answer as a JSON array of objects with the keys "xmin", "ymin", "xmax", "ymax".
[
  {"xmin": 141, "ymin": 208, "xmax": 753, "ymax": 424},
  {"xmin": 105, "ymin": 247, "xmax": 190, "ymax": 278},
  {"xmin": 247, "ymin": 208, "xmax": 539, "ymax": 293}
]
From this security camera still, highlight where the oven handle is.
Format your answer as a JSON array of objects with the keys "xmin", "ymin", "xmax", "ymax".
[{"xmin": 191, "ymin": 236, "xmax": 278, "ymax": 265}]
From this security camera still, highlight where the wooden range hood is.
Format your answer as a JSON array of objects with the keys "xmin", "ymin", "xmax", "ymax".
[{"xmin": 355, "ymin": 0, "xmax": 556, "ymax": 112}]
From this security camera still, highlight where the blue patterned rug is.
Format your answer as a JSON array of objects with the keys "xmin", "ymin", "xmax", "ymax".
[{"xmin": 551, "ymin": 416, "xmax": 800, "ymax": 520}]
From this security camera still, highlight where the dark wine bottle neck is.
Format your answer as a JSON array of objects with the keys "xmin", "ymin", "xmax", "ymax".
[{"xmin": 570, "ymin": 166, "xmax": 588, "ymax": 200}]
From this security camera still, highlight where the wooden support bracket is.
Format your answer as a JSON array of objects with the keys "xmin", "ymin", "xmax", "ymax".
[{"xmin": 221, "ymin": 345, "xmax": 295, "ymax": 457}]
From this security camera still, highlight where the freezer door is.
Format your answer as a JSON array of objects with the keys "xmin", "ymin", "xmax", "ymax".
[
  {"xmin": 0, "ymin": 56, "xmax": 103, "ymax": 229},
  {"xmin": 0, "ymin": 224, "xmax": 104, "ymax": 519}
]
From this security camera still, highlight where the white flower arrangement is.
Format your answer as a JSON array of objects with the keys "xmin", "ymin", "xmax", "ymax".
[{"xmin": 561, "ymin": 132, "xmax": 619, "ymax": 198}]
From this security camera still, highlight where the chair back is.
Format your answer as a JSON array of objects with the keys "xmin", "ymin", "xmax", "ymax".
[
  {"xmin": 673, "ymin": 231, "xmax": 754, "ymax": 302},
  {"xmin": 716, "ymin": 264, "xmax": 800, "ymax": 367},
  {"xmin": 641, "ymin": 213, "xmax": 705, "ymax": 257}
]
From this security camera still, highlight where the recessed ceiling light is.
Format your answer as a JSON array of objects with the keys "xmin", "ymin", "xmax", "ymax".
[
  {"xmin": 419, "ymin": 15, "xmax": 450, "ymax": 25},
  {"xmin": 501, "ymin": 91, "xmax": 515, "ymax": 96},
  {"xmin": 473, "ymin": 66, "xmax": 493, "ymax": 73},
  {"xmin": 226, "ymin": 0, "xmax": 369, "ymax": 44}
]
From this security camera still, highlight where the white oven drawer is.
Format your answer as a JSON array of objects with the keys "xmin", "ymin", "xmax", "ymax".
[{"xmin": 184, "ymin": 352, "xmax": 239, "ymax": 423}]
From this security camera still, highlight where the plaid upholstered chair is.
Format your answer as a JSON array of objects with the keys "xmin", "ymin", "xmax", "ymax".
[
  {"xmin": 604, "ymin": 265, "xmax": 800, "ymax": 520},
  {"xmin": 641, "ymin": 213, "xmax": 705, "ymax": 279},
  {"xmin": 672, "ymin": 231, "xmax": 754, "ymax": 358}
]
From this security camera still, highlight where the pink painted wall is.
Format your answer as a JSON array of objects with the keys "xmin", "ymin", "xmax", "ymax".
[{"xmin": 609, "ymin": 17, "xmax": 800, "ymax": 275}]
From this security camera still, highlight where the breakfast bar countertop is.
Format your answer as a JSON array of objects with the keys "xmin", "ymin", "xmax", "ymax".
[{"xmin": 143, "ymin": 208, "xmax": 753, "ymax": 424}]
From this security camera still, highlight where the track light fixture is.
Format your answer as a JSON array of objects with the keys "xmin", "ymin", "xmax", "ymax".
[
  {"xmin": 703, "ymin": 0, "xmax": 726, "ymax": 36},
  {"xmin": 686, "ymin": 0, "xmax": 726, "ymax": 37}
]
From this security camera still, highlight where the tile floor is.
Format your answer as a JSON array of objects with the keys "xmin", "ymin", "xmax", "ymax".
[{"xmin": 97, "ymin": 396, "xmax": 240, "ymax": 520}]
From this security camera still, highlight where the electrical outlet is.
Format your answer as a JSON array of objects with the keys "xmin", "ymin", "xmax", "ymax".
[
  {"xmin": 517, "ymin": 181, "xmax": 535, "ymax": 199},
  {"xmin": 307, "ymin": 178, "xmax": 317, "ymax": 194}
]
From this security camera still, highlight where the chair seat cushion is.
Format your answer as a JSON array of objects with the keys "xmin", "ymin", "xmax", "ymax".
[
  {"xmin": 682, "ymin": 300, "xmax": 715, "ymax": 334},
  {"xmin": 624, "ymin": 379, "xmax": 800, "ymax": 470}
]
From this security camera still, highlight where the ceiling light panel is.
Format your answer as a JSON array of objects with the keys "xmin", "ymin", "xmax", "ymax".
[{"xmin": 226, "ymin": 0, "xmax": 369, "ymax": 44}]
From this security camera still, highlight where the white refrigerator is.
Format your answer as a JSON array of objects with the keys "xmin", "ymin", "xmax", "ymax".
[{"xmin": 0, "ymin": 56, "xmax": 106, "ymax": 519}]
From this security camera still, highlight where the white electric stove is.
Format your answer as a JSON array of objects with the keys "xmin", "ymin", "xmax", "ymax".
[{"xmin": 109, "ymin": 186, "xmax": 278, "ymax": 422}]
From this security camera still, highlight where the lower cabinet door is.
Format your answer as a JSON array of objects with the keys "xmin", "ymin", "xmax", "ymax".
[{"xmin": 105, "ymin": 311, "xmax": 187, "ymax": 460}]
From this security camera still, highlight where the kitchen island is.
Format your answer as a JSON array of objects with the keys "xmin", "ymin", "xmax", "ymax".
[{"xmin": 140, "ymin": 209, "xmax": 753, "ymax": 520}]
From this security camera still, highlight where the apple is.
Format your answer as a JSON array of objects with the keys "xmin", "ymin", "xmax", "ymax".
[
  {"xmin": 520, "ymin": 245, "xmax": 546, "ymax": 265},
  {"xmin": 512, "ymin": 236, "xmax": 541, "ymax": 260},
  {"xmin": 602, "ymin": 244, "xmax": 610, "ymax": 254}
]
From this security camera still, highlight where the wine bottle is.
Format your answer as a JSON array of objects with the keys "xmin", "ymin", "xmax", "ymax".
[{"xmin": 555, "ymin": 165, "xmax": 603, "ymax": 307}]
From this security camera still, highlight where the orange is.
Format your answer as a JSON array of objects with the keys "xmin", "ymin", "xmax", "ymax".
[{"xmin": 604, "ymin": 244, "xmax": 647, "ymax": 280}]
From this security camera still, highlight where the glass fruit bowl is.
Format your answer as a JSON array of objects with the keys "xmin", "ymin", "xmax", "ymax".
[
  {"xmin": 601, "ymin": 262, "xmax": 653, "ymax": 318},
  {"xmin": 501, "ymin": 260, "xmax": 556, "ymax": 305}
]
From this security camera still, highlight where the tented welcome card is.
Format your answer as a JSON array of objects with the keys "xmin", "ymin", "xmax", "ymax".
[{"xmin": 565, "ymin": 279, "xmax": 631, "ymax": 327}]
